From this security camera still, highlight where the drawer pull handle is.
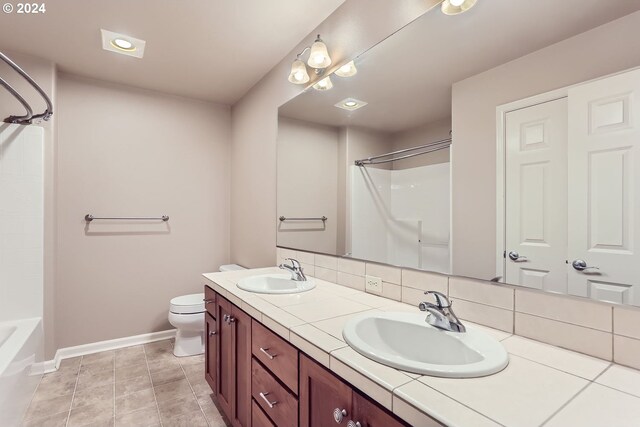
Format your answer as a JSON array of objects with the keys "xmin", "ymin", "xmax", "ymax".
[
  {"xmin": 203, "ymin": 298, "xmax": 215, "ymax": 304},
  {"xmin": 259, "ymin": 347, "xmax": 277, "ymax": 360},
  {"xmin": 333, "ymin": 408, "xmax": 348, "ymax": 423},
  {"xmin": 347, "ymin": 422, "xmax": 361, "ymax": 427},
  {"xmin": 259, "ymin": 391, "xmax": 278, "ymax": 409}
]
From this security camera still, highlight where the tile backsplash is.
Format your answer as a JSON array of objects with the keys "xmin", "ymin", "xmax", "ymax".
[{"xmin": 276, "ymin": 247, "xmax": 640, "ymax": 369}]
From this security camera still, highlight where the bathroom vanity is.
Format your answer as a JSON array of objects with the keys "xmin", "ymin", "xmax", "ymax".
[
  {"xmin": 203, "ymin": 267, "xmax": 640, "ymax": 427},
  {"xmin": 203, "ymin": 277, "xmax": 415, "ymax": 427}
]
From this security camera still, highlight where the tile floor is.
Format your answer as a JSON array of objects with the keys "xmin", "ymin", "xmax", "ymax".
[{"xmin": 23, "ymin": 340, "xmax": 228, "ymax": 427}]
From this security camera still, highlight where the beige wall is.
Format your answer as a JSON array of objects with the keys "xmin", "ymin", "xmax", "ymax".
[
  {"xmin": 390, "ymin": 118, "xmax": 451, "ymax": 170},
  {"xmin": 0, "ymin": 50, "xmax": 58, "ymax": 358},
  {"xmin": 55, "ymin": 74, "xmax": 230, "ymax": 349},
  {"xmin": 451, "ymin": 11, "xmax": 640, "ymax": 280},
  {"xmin": 230, "ymin": 0, "xmax": 441, "ymax": 268},
  {"xmin": 277, "ymin": 117, "xmax": 338, "ymax": 254}
]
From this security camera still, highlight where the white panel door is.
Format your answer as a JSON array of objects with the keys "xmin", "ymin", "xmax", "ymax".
[
  {"xmin": 568, "ymin": 68, "xmax": 640, "ymax": 306},
  {"xmin": 505, "ymin": 98, "xmax": 568, "ymax": 292}
]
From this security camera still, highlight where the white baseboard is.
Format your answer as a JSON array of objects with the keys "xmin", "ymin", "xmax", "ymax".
[
  {"xmin": 41, "ymin": 360, "xmax": 57, "ymax": 374},
  {"xmin": 43, "ymin": 329, "xmax": 176, "ymax": 373}
]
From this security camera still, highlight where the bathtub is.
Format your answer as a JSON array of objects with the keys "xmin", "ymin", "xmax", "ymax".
[{"xmin": 0, "ymin": 318, "xmax": 44, "ymax": 427}]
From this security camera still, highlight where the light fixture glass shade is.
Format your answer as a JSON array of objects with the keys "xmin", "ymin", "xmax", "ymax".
[
  {"xmin": 288, "ymin": 59, "xmax": 310, "ymax": 84},
  {"xmin": 335, "ymin": 60, "xmax": 357, "ymax": 78},
  {"xmin": 441, "ymin": 0, "xmax": 477, "ymax": 15},
  {"xmin": 312, "ymin": 76, "xmax": 333, "ymax": 91},
  {"xmin": 308, "ymin": 36, "xmax": 332, "ymax": 69}
]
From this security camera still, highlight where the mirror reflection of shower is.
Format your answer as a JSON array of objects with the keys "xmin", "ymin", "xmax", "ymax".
[{"xmin": 350, "ymin": 153, "xmax": 451, "ymax": 273}]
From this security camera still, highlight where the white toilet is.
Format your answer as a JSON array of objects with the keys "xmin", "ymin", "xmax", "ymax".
[{"xmin": 168, "ymin": 264, "xmax": 245, "ymax": 357}]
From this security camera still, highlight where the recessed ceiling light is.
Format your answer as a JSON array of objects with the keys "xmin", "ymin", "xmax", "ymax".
[
  {"xmin": 101, "ymin": 29, "xmax": 146, "ymax": 58},
  {"xmin": 441, "ymin": 0, "xmax": 477, "ymax": 15},
  {"xmin": 111, "ymin": 38, "xmax": 135, "ymax": 51},
  {"xmin": 335, "ymin": 97, "xmax": 368, "ymax": 111}
]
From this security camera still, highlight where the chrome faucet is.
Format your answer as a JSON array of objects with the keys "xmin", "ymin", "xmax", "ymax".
[
  {"xmin": 418, "ymin": 291, "xmax": 466, "ymax": 333},
  {"xmin": 279, "ymin": 258, "xmax": 307, "ymax": 281}
]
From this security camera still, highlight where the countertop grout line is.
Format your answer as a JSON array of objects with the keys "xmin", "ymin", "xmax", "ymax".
[
  {"xmin": 590, "ymin": 364, "xmax": 640, "ymax": 400},
  {"xmin": 538, "ymin": 381, "xmax": 591, "ymax": 427},
  {"xmin": 396, "ymin": 380, "xmax": 509, "ymax": 427},
  {"xmin": 497, "ymin": 344, "xmax": 610, "ymax": 382}
]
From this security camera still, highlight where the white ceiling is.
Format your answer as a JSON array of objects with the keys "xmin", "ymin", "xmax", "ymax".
[
  {"xmin": 280, "ymin": 0, "xmax": 640, "ymax": 133},
  {"xmin": 0, "ymin": 0, "xmax": 345, "ymax": 104}
]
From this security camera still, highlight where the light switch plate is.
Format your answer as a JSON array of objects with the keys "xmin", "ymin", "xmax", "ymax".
[{"xmin": 365, "ymin": 275, "xmax": 382, "ymax": 294}]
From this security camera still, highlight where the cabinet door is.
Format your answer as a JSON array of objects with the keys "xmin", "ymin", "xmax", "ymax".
[
  {"xmin": 353, "ymin": 391, "xmax": 414, "ymax": 427},
  {"xmin": 231, "ymin": 305, "xmax": 251, "ymax": 427},
  {"xmin": 205, "ymin": 312, "xmax": 217, "ymax": 392},
  {"xmin": 216, "ymin": 297, "xmax": 234, "ymax": 420},
  {"xmin": 300, "ymin": 355, "xmax": 353, "ymax": 427}
]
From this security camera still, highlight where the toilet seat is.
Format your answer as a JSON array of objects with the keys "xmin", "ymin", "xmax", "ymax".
[{"xmin": 169, "ymin": 293, "xmax": 205, "ymax": 314}]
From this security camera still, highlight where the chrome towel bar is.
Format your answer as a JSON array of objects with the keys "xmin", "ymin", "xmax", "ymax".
[
  {"xmin": 279, "ymin": 216, "xmax": 327, "ymax": 222},
  {"xmin": 85, "ymin": 214, "xmax": 169, "ymax": 222}
]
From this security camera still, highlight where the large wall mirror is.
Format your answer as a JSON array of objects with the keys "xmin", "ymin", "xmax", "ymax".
[{"xmin": 277, "ymin": 1, "xmax": 640, "ymax": 307}]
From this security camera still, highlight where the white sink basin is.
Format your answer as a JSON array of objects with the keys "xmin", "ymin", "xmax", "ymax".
[
  {"xmin": 237, "ymin": 273, "xmax": 316, "ymax": 294},
  {"xmin": 343, "ymin": 312, "xmax": 509, "ymax": 378}
]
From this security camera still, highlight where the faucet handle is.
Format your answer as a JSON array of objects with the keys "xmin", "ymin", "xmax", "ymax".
[
  {"xmin": 284, "ymin": 258, "xmax": 301, "ymax": 269},
  {"xmin": 424, "ymin": 291, "xmax": 451, "ymax": 308}
]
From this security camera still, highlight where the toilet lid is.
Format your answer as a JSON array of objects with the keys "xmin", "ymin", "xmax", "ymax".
[{"xmin": 170, "ymin": 293, "xmax": 205, "ymax": 314}]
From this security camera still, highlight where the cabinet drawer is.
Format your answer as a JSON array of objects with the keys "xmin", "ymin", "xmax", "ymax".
[
  {"xmin": 204, "ymin": 286, "xmax": 216, "ymax": 317},
  {"xmin": 252, "ymin": 399, "xmax": 276, "ymax": 427},
  {"xmin": 252, "ymin": 320, "xmax": 299, "ymax": 394},
  {"xmin": 252, "ymin": 358, "xmax": 298, "ymax": 427}
]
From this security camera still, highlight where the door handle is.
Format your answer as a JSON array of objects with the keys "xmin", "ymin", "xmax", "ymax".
[
  {"xmin": 572, "ymin": 259, "xmax": 600, "ymax": 272},
  {"xmin": 208, "ymin": 330, "xmax": 216, "ymax": 336},
  {"xmin": 508, "ymin": 251, "xmax": 528, "ymax": 262}
]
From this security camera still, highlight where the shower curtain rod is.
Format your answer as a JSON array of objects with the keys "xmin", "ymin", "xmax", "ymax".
[
  {"xmin": 354, "ymin": 137, "xmax": 451, "ymax": 166},
  {"xmin": 0, "ymin": 51, "xmax": 53, "ymax": 125}
]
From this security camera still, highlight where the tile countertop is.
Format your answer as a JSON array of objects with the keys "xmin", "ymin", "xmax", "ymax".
[{"xmin": 203, "ymin": 268, "xmax": 640, "ymax": 427}]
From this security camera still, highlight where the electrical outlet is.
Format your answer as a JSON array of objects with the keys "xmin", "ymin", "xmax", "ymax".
[{"xmin": 365, "ymin": 275, "xmax": 382, "ymax": 294}]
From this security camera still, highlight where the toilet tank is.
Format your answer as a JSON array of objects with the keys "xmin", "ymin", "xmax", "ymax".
[{"xmin": 219, "ymin": 264, "xmax": 245, "ymax": 272}]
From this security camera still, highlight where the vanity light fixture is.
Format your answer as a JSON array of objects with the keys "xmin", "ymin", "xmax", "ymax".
[
  {"xmin": 335, "ymin": 97, "xmax": 368, "ymax": 111},
  {"xmin": 312, "ymin": 76, "xmax": 333, "ymax": 91},
  {"xmin": 288, "ymin": 34, "xmax": 332, "ymax": 85},
  {"xmin": 101, "ymin": 29, "xmax": 146, "ymax": 58},
  {"xmin": 335, "ymin": 60, "xmax": 358, "ymax": 78},
  {"xmin": 288, "ymin": 58, "xmax": 310, "ymax": 84},
  {"xmin": 441, "ymin": 0, "xmax": 477, "ymax": 15}
]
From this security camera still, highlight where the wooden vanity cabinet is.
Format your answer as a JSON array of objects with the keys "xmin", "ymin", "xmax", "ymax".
[
  {"xmin": 204, "ymin": 312, "xmax": 217, "ymax": 391},
  {"xmin": 353, "ymin": 391, "xmax": 412, "ymax": 427},
  {"xmin": 300, "ymin": 355, "xmax": 352, "ymax": 427},
  {"xmin": 300, "ymin": 355, "xmax": 411, "ymax": 427},
  {"xmin": 215, "ymin": 295, "xmax": 252, "ymax": 427},
  {"xmin": 205, "ymin": 286, "xmax": 424, "ymax": 427}
]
